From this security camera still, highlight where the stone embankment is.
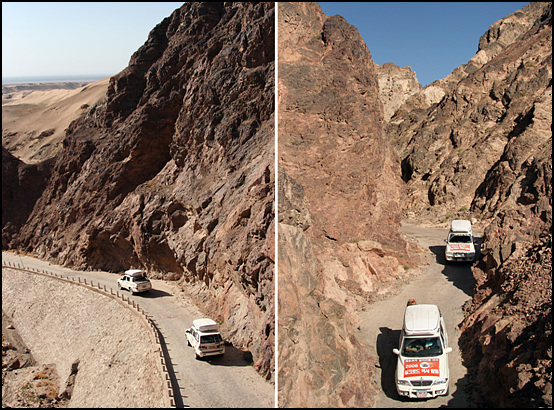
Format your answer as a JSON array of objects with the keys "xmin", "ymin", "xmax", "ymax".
[{"xmin": 2, "ymin": 262, "xmax": 172, "ymax": 408}]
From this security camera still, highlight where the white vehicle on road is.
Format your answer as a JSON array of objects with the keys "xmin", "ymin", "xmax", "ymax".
[
  {"xmin": 185, "ymin": 318, "xmax": 225, "ymax": 359},
  {"xmin": 117, "ymin": 269, "xmax": 152, "ymax": 294},
  {"xmin": 393, "ymin": 303, "xmax": 452, "ymax": 399},
  {"xmin": 444, "ymin": 219, "xmax": 476, "ymax": 262}
]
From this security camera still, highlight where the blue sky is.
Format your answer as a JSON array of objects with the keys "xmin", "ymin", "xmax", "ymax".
[
  {"xmin": 318, "ymin": 2, "xmax": 530, "ymax": 86},
  {"xmin": 2, "ymin": 2, "xmax": 183, "ymax": 81},
  {"xmin": 3, "ymin": 2, "xmax": 530, "ymax": 85}
]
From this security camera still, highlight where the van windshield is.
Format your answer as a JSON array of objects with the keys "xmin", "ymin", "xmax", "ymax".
[
  {"xmin": 449, "ymin": 234, "xmax": 472, "ymax": 243},
  {"xmin": 200, "ymin": 334, "xmax": 223, "ymax": 344},
  {"xmin": 401, "ymin": 337, "xmax": 443, "ymax": 357}
]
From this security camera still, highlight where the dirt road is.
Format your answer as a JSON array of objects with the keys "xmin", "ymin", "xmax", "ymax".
[
  {"xmin": 355, "ymin": 222, "xmax": 480, "ymax": 408},
  {"xmin": 2, "ymin": 251, "xmax": 275, "ymax": 408}
]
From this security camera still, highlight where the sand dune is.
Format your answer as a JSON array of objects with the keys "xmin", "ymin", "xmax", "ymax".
[{"xmin": 2, "ymin": 77, "xmax": 110, "ymax": 164}]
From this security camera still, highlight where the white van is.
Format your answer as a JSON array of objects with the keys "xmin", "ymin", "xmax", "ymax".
[
  {"xmin": 444, "ymin": 219, "xmax": 476, "ymax": 262},
  {"xmin": 117, "ymin": 269, "xmax": 152, "ymax": 293},
  {"xmin": 185, "ymin": 318, "xmax": 225, "ymax": 359},
  {"xmin": 393, "ymin": 304, "xmax": 452, "ymax": 398}
]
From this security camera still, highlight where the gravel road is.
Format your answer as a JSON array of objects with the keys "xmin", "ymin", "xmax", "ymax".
[
  {"xmin": 355, "ymin": 222, "xmax": 481, "ymax": 408},
  {"xmin": 2, "ymin": 251, "xmax": 275, "ymax": 408}
]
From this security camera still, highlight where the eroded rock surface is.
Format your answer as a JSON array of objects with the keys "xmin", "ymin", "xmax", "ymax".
[
  {"xmin": 383, "ymin": 2, "xmax": 552, "ymax": 407},
  {"xmin": 2, "ymin": 2, "xmax": 275, "ymax": 379},
  {"xmin": 278, "ymin": 3, "xmax": 420, "ymax": 407}
]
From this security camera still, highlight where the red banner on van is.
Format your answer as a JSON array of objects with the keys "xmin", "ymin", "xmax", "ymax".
[{"xmin": 403, "ymin": 358, "xmax": 440, "ymax": 377}]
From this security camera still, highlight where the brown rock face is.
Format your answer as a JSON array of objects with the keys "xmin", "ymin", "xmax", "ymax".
[
  {"xmin": 278, "ymin": 2, "xmax": 415, "ymax": 407},
  {"xmin": 2, "ymin": 147, "xmax": 53, "ymax": 248},
  {"xmin": 387, "ymin": 2, "xmax": 552, "ymax": 225},
  {"xmin": 383, "ymin": 2, "xmax": 552, "ymax": 406},
  {"xmin": 460, "ymin": 232, "xmax": 552, "ymax": 407},
  {"xmin": 376, "ymin": 62, "xmax": 422, "ymax": 122},
  {"xmin": 3, "ymin": 2, "xmax": 275, "ymax": 379}
]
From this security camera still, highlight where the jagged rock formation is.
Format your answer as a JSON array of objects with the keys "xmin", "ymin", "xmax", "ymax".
[
  {"xmin": 278, "ymin": 3, "xmax": 421, "ymax": 407},
  {"xmin": 384, "ymin": 2, "xmax": 552, "ymax": 407},
  {"xmin": 375, "ymin": 62, "xmax": 422, "ymax": 122},
  {"xmin": 386, "ymin": 2, "xmax": 551, "ymax": 225},
  {"xmin": 2, "ymin": 147, "xmax": 53, "ymax": 248},
  {"xmin": 2, "ymin": 2, "xmax": 275, "ymax": 379}
]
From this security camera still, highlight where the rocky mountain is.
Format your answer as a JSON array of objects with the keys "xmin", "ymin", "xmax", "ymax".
[
  {"xmin": 386, "ymin": 2, "xmax": 551, "ymax": 225},
  {"xmin": 278, "ymin": 3, "xmax": 423, "ymax": 407},
  {"xmin": 2, "ymin": 2, "xmax": 275, "ymax": 380},
  {"xmin": 278, "ymin": 1, "xmax": 551, "ymax": 407},
  {"xmin": 385, "ymin": 3, "xmax": 551, "ymax": 406}
]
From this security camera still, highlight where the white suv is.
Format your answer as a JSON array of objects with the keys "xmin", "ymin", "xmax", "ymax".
[
  {"xmin": 117, "ymin": 269, "xmax": 152, "ymax": 294},
  {"xmin": 445, "ymin": 219, "xmax": 476, "ymax": 262},
  {"xmin": 185, "ymin": 318, "xmax": 225, "ymax": 359},
  {"xmin": 393, "ymin": 304, "xmax": 452, "ymax": 399}
]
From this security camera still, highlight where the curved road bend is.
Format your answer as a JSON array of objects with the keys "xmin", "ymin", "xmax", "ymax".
[
  {"xmin": 355, "ymin": 222, "xmax": 481, "ymax": 408},
  {"xmin": 2, "ymin": 251, "xmax": 275, "ymax": 408}
]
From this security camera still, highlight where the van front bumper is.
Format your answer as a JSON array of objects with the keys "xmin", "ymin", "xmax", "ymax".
[
  {"xmin": 445, "ymin": 252, "xmax": 475, "ymax": 262},
  {"xmin": 396, "ymin": 380, "xmax": 448, "ymax": 399}
]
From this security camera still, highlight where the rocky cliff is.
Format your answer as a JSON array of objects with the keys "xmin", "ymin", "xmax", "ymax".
[
  {"xmin": 278, "ymin": 3, "xmax": 421, "ymax": 407},
  {"xmin": 384, "ymin": 2, "xmax": 552, "ymax": 407},
  {"xmin": 2, "ymin": 2, "xmax": 275, "ymax": 380},
  {"xmin": 278, "ymin": 1, "xmax": 551, "ymax": 407},
  {"xmin": 386, "ymin": 2, "xmax": 551, "ymax": 225}
]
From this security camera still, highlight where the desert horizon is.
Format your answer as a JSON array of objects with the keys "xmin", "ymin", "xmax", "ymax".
[{"xmin": 2, "ymin": 77, "xmax": 110, "ymax": 163}]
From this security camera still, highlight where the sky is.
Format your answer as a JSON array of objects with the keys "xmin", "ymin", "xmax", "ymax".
[
  {"xmin": 3, "ymin": 2, "xmax": 531, "ymax": 85},
  {"xmin": 318, "ymin": 2, "xmax": 530, "ymax": 86},
  {"xmin": 2, "ymin": 2, "xmax": 184, "ymax": 82}
]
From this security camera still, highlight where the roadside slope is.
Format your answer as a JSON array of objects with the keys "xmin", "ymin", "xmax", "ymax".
[{"xmin": 2, "ymin": 266, "xmax": 166, "ymax": 408}]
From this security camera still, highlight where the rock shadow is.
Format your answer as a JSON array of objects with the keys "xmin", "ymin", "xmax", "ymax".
[
  {"xmin": 135, "ymin": 288, "xmax": 173, "ymax": 298},
  {"xmin": 376, "ymin": 327, "xmax": 403, "ymax": 401},
  {"xmin": 429, "ymin": 235, "xmax": 482, "ymax": 297},
  {"xmin": 198, "ymin": 344, "xmax": 254, "ymax": 368},
  {"xmin": 444, "ymin": 370, "xmax": 476, "ymax": 408}
]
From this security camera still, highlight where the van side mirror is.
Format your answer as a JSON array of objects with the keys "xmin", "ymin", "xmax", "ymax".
[
  {"xmin": 445, "ymin": 347, "xmax": 452, "ymax": 354},
  {"xmin": 393, "ymin": 348, "xmax": 400, "ymax": 355}
]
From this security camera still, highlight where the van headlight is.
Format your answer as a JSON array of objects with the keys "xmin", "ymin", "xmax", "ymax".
[
  {"xmin": 397, "ymin": 380, "xmax": 411, "ymax": 386},
  {"xmin": 432, "ymin": 378, "xmax": 448, "ymax": 385}
]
